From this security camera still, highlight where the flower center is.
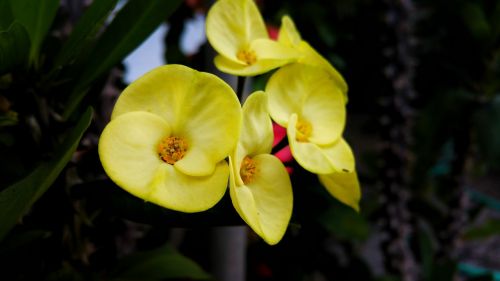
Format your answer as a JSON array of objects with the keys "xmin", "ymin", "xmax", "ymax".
[
  {"xmin": 157, "ymin": 136, "xmax": 188, "ymax": 164},
  {"xmin": 240, "ymin": 156, "xmax": 257, "ymax": 184},
  {"xmin": 237, "ymin": 49, "xmax": 257, "ymax": 65},
  {"xmin": 295, "ymin": 118, "xmax": 312, "ymax": 142}
]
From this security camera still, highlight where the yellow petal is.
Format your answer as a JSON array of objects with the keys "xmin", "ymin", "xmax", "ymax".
[
  {"xmin": 214, "ymin": 55, "xmax": 286, "ymax": 77},
  {"xmin": 278, "ymin": 15, "xmax": 302, "ymax": 47},
  {"xmin": 206, "ymin": 0, "xmax": 267, "ymax": 63},
  {"xmin": 265, "ymin": 65, "xmax": 305, "ymax": 127},
  {"xmin": 239, "ymin": 91, "xmax": 273, "ymax": 156},
  {"xmin": 318, "ymin": 171, "xmax": 361, "ymax": 212},
  {"xmin": 229, "ymin": 154, "xmax": 293, "ymax": 245},
  {"xmin": 98, "ymin": 111, "xmax": 169, "ymax": 200},
  {"xmin": 111, "ymin": 65, "xmax": 191, "ymax": 122},
  {"xmin": 287, "ymin": 114, "xmax": 337, "ymax": 174},
  {"xmin": 228, "ymin": 155, "xmax": 259, "ymax": 228},
  {"xmin": 213, "ymin": 39, "xmax": 299, "ymax": 76},
  {"xmin": 320, "ymin": 138, "xmax": 356, "ymax": 173},
  {"xmin": 300, "ymin": 77, "xmax": 345, "ymax": 145},
  {"xmin": 229, "ymin": 148, "xmax": 244, "ymax": 187},
  {"xmin": 251, "ymin": 38, "xmax": 301, "ymax": 61},
  {"xmin": 297, "ymin": 41, "xmax": 348, "ymax": 99},
  {"xmin": 111, "ymin": 65, "xmax": 241, "ymax": 176},
  {"xmin": 266, "ymin": 63, "xmax": 345, "ymax": 144},
  {"xmin": 276, "ymin": 16, "xmax": 348, "ymax": 100},
  {"xmin": 148, "ymin": 160, "xmax": 230, "ymax": 213},
  {"xmin": 173, "ymin": 71, "xmax": 241, "ymax": 176},
  {"xmin": 289, "ymin": 119, "xmax": 355, "ymax": 174}
]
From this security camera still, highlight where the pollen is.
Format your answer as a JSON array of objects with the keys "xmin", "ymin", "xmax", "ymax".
[
  {"xmin": 237, "ymin": 49, "xmax": 257, "ymax": 65},
  {"xmin": 157, "ymin": 136, "xmax": 188, "ymax": 164},
  {"xmin": 295, "ymin": 118, "xmax": 312, "ymax": 142},
  {"xmin": 240, "ymin": 156, "xmax": 258, "ymax": 184}
]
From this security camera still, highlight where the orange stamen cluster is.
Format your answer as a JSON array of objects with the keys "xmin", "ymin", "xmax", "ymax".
[
  {"xmin": 237, "ymin": 49, "xmax": 257, "ymax": 65},
  {"xmin": 158, "ymin": 136, "xmax": 188, "ymax": 164},
  {"xmin": 295, "ymin": 119, "xmax": 312, "ymax": 142},
  {"xmin": 240, "ymin": 156, "xmax": 257, "ymax": 184}
]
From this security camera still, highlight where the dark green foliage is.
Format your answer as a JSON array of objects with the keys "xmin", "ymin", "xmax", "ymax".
[
  {"xmin": 464, "ymin": 219, "xmax": 500, "ymax": 240},
  {"xmin": 54, "ymin": 0, "xmax": 119, "ymax": 68},
  {"xmin": 107, "ymin": 244, "xmax": 212, "ymax": 281},
  {"xmin": 8, "ymin": 0, "xmax": 59, "ymax": 65},
  {"xmin": 63, "ymin": 0, "xmax": 183, "ymax": 118},
  {"xmin": 0, "ymin": 108, "xmax": 92, "ymax": 240},
  {"xmin": 474, "ymin": 97, "xmax": 500, "ymax": 170},
  {"xmin": 0, "ymin": 23, "xmax": 30, "ymax": 75}
]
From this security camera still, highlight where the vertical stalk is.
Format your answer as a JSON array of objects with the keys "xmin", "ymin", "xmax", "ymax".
[
  {"xmin": 206, "ymin": 45, "xmax": 247, "ymax": 281},
  {"xmin": 377, "ymin": 0, "xmax": 418, "ymax": 280},
  {"xmin": 211, "ymin": 226, "xmax": 247, "ymax": 281}
]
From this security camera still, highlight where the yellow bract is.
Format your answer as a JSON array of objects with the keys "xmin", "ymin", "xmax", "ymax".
[
  {"xmin": 266, "ymin": 63, "xmax": 359, "ymax": 211},
  {"xmin": 206, "ymin": 0, "xmax": 299, "ymax": 76},
  {"xmin": 278, "ymin": 15, "xmax": 349, "ymax": 101},
  {"xmin": 229, "ymin": 91, "xmax": 293, "ymax": 245},
  {"xmin": 319, "ymin": 171, "xmax": 361, "ymax": 212},
  {"xmin": 287, "ymin": 114, "xmax": 354, "ymax": 174},
  {"xmin": 267, "ymin": 63, "xmax": 345, "ymax": 146},
  {"xmin": 99, "ymin": 65, "xmax": 241, "ymax": 213}
]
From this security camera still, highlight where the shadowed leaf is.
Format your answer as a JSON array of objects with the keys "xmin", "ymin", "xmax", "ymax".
[
  {"xmin": 54, "ymin": 0, "xmax": 119, "ymax": 67},
  {"xmin": 0, "ymin": 0, "xmax": 13, "ymax": 30},
  {"xmin": 0, "ymin": 108, "xmax": 92, "ymax": 241},
  {"xmin": 8, "ymin": 0, "xmax": 59, "ymax": 65},
  {"xmin": 63, "ymin": 0, "xmax": 182, "ymax": 119},
  {"xmin": 109, "ymin": 244, "xmax": 212, "ymax": 281},
  {"xmin": 474, "ymin": 97, "xmax": 500, "ymax": 170},
  {"xmin": 0, "ymin": 22, "xmax": 30, "ymax": 75}
]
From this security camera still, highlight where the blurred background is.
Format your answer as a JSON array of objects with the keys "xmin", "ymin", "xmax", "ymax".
[{"xmin": 1, "ymin": 0, "xmax": 500, "ymax": 280}]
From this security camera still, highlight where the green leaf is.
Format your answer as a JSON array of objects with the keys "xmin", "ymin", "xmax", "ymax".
[
  {"xmin": 429, "ymin": 259, "xmax": 457, "ymax": 281},
  {"xmin": 109, "ymin": 244, "xmax": 211, "ymax": 281},
  {"xmin": 8, "ymin": 0, "xmax": 59, "ymax": 66},
  {"xmin": 0, "ymin": 22, "xmax": 30, "ymax": 75},
  {"xmin": 464, "ymin": 219, "xmax": 500, "ymax": 240},
  {"xmin": 0, "ymin": 0, "xmax": 14, "ymax": 30},
  {"xmin": 412, "ymin": 89, "xmax": 474, "ymax": 188},
  {"xmin": 54, "ymin": 0, "xmax": 119, "ymax": 68},
  {"xmin": 416, "ymin": 220, "xmax": 437, "ymax": 280},
  {"xmin": 474, "ymin": 97, "xmax": 500, "ymax": 170},
  {"xmin": 467, "ymin": 274, "xmax": 494, "ymax": 281},
  {"xmin": 459, "ymin": 263, "xmax": 497, "ymax": 281},
  {"xmin": 63, "ymin": 0, "xmax": 183, "ymax": 119},
  {"xmin": 460, "ymin": 2, "xmax": 491, "ymax": 41},
  {"xmin": 0, "ymin": 111, "xmax": 18, "ymax": 127},
  {"xmin": 317, "ymin": 200, "xmax": 370, "ymax": 241},
  {"xmin": 468, "ymin": 189, "xmax": 500, "ymax": 212},
  {"xmin": 491, "ymin": 1, "xmax": 500, "ymax": 41},
  {"xmin": 0, "ymin": 108, "xmax": 93, "ymax": 241}
]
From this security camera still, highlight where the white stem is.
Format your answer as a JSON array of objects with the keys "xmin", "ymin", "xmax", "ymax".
[{"xmin": 211, "ymin": 226, "xmax": 247, "ymax": 281}]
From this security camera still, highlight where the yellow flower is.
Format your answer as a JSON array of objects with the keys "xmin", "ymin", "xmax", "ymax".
[
  {"xmin": 98, "ymin": 65, "xmax": 241, "ymax": 213},
  {"xmin": 266, "ymin": 63, "xmax": 360, "ymax": 211},
  {"xmin": 206, "ymin": 0, "xmax": 299, "ymax": 76},
  {"xmin": 229, "ymin": 91, "xmax": 293, "ymax": 245},
  {"xmin": 278, "ymin": 15, "xmax": 348, "ymax": 101}
]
